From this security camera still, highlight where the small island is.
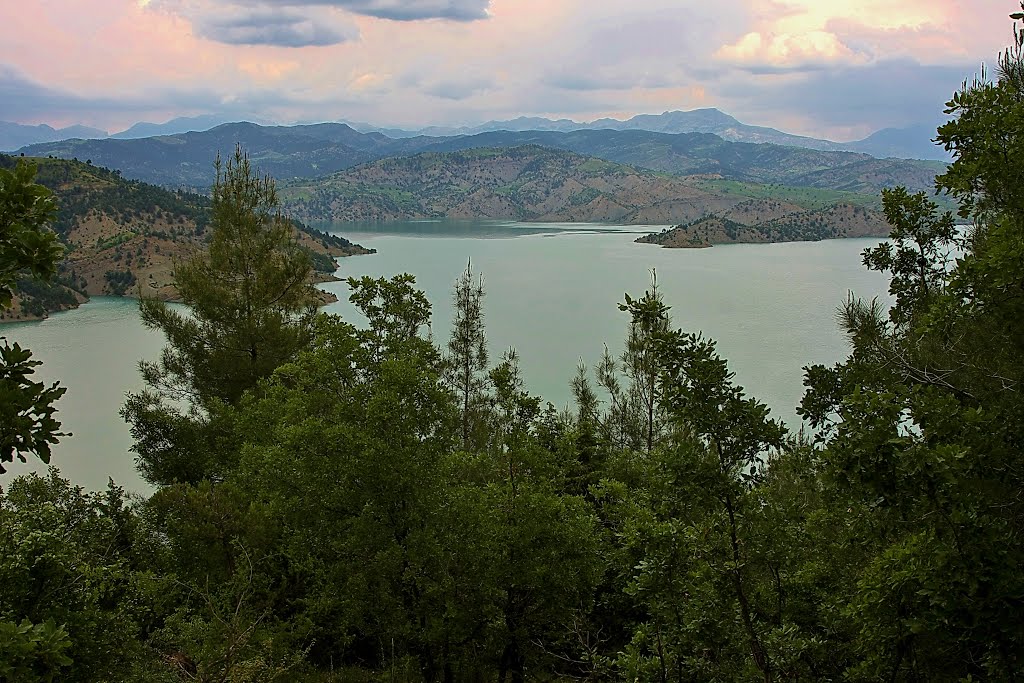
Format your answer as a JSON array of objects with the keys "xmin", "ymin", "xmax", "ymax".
[{"xmin": 636, "ymin": 200, "xmax": 892, "ymax": 248}]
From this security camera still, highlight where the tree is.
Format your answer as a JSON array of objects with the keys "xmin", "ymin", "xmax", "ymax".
[
  {"xmin": 797, "ymin": 13, "xmax": 1024, "ymax": 678},
  {"xmin": 0, "ymin": 160, "xmax": 67, "ymax": 474},
  {"xmin": 123, "ymin": 147, "xmax": 319, "ymax": 485},
  {"xmin": 0, "ymin": 470, "xmax": 165, "ymax": 682},
  {"xmin": 445, "ymin": 261, "xmax": 489, "ymax": 449},
  {"xmin": 0, "ymin": 160, "xmax": 62, "ymax": 309}
]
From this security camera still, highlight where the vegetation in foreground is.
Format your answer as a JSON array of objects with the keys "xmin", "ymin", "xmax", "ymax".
[{"xmin": 2, "ymin": 13, "xmax": 1024, "ymax": 683}]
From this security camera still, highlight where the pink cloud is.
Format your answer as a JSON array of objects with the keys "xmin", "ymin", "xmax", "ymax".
[{"xmin": 0, "ymin": 0, "xmax": 1015, "ymax": 136}]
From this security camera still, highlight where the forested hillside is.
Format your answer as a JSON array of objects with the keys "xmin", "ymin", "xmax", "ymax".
[
  {"xmin": 2, "ymin": 21, "xmax": 1024, "ymax": 683},
  {"xmin": 0, "ymin": 154, "xmax": 370, "ymax": 321}
]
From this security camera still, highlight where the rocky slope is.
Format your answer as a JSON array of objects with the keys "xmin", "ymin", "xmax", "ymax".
[{"xmin": 636, "ymin": 203, "xmax": 891, "ymax": 248}]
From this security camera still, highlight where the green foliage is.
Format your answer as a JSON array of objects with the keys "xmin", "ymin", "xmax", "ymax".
[
  {"xmin": 0, "ymin": 470, "xmax": 166, "ymax": 682},
  {"xmin": 124, "ymin": 146, "xmax": 318, "ymax": 485},
  {"xmin": 0, "ymin": 619, "xmax": 73, "ymax": 683},
  {"xmin": 0, "ymin": 342, "xmax": 67, "ymax": 473},
  {"xmin": 0, "ymin": 160, "xmax": 67, "ymax": 473},
  {"xmin": 0, "ymin": 160, "xmax": 62, "ymax": 308}
]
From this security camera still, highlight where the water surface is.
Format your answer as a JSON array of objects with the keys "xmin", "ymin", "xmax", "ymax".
[{"xmin": 1, "ymin": 221, "xmax": 890, "ymax": 493}]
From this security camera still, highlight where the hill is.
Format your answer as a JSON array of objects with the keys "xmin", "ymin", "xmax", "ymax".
[
  {"xmin": 417, "ymin": 130, "xmax": 946, "ymax": 197},
  {"xmin": 278, "ymin": 145, "xmax": 746, "ymax": 224},
  {"xmin": 636, "ymin": 203, "xmax": 891, "ymax": 248},
  {"xmin": 0, "ymin": 155, "xmax": 371, "ymax": 322},
  {"xmin": 18, "ymin": 123, "xmax": 945, "ymax": 202}
]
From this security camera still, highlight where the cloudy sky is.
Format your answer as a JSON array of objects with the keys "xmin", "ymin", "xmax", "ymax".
[{"xmin": 0, "ymin": 0, "xmax": 1016, "ymax": 139}]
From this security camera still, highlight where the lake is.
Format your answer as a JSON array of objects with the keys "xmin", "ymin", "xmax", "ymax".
[{"xmin": 0, "ymin": 222, "xmax": 890, "ymax": 493}]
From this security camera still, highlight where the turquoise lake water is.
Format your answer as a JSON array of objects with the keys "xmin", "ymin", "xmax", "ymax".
[{"xmin": 0, "ymin": 222, "xmax": 890, "ymax": 493}]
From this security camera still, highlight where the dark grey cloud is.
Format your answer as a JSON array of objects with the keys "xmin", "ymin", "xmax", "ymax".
[
  {"xmin": 721, "ymin": 59, "xmax": 977, "ymax": 133},
  {"xmin": 320, "ymin": 0, "xmax": 491, "ymax": 22},
  {"xmin": 158, "ymin": 0, "xmax": 490, "ymax": 26},
  {"xmin": 425, "ymin": 78, "xmax": 492, "ymax": 100},
  {"xmin": 151, "ymin": 0, "xmax": 489, "ymax": 47},
  {"xmin": 0, "ymin": 66, "xmax": 127, "ymax": 120},
  {"xmin": 192, "ymin": 7, "xmax": 357, "ymax": 46}
]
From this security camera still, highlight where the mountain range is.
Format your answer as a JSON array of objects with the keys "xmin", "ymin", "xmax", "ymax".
[
  {"xmin": 5, "ymin": 108, "xmax": 949, "ymax": 160},
  {"xmin": 16, "ymin": 122, "xmax": 945, "ymax": 199},
  {"xmin": 347, "ymin": 109, "xmax": 950, "ymax": 161},
  {"xmin": 0, "ymin": 121, "xmax": 107, "ymax": 152}
]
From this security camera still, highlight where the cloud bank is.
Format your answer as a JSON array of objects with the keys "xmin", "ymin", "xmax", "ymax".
[{"xmin": 0, "ymin": 0, "xmax": 1012, "ymax": 139}]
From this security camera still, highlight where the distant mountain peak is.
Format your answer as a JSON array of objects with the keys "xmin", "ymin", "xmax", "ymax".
[{"xmin": 0, "ymin": 121, "xmax": 108, "ymax": 152}]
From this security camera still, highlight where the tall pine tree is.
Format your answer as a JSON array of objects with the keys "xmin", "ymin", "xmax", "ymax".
[{"xmin": 123, "ymin": 146, "xmax": 318, "ymax": 485}]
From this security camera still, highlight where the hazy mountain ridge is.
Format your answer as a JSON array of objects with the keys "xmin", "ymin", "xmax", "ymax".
[
  {"xmin": 109, "ymin": 115, "xmax": 242, "ymax": 139},
  {"xmin": 18, "ymin": 122, "xmax": 944, "ymax": 203},
  {"xmin": 351, "ymin": 108, "xmax": 950, "ymax": 160},
  {"xmin": 0, "ymin": 121, "xmax": 107, "ymax": 151}
]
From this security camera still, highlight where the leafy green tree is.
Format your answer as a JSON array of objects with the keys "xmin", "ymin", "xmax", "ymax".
[
  {"xmin": 798, "ymin": 14, "xmax": 1024, "ymax": 678},
  {"xmin": 468, "ymin": 350, "xmax": 601, "ymax": 682},
  {"xmin": 0, "ymin": 160, "xmax": 62, "ymax": 309},
  {"xmin": 123, "ymin": 147, "xmax": 318, "ymax": 485},
  {"xmin": 621, "ymin": 315, "xmax": 787, "ymax": 682},
  {"xmin": 0, "ymin": 470, "xmax": 166, "ymax": 682},
  {"xmin": 224, "ymin": 277, "xmax": 460, "ymax": 675},
  {"xmin": 0, "ymin": 160, "xmax": 66, "ymax": 474}
]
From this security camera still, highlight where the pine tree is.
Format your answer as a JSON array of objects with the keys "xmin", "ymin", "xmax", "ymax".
[
  {"xmin": 123, "ymin": 146, "xmax": 318, "ymax": 484},
  {"xmin": 446, "ymin": 261, "xmax": 489, "ymax": 449}
]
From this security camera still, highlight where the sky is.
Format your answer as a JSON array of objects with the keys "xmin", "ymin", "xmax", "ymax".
[{"xmin": 0, "ymin": 0, "xmax": 1017, "ymax": 140}]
